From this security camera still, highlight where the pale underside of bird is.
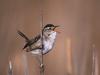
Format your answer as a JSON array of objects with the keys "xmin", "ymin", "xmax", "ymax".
[
  {"xmin": 31, "ymin": 32, "xmax": 56, "ymax": 55},
  {"xmin": 18, "ymin": 24, "xmax": 59, "ymax": 55}
]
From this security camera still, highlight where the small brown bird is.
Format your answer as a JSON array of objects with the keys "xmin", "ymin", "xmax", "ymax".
[{"xmin": 18, "ymin": 24, "xmax": 59, "ymax": 55}]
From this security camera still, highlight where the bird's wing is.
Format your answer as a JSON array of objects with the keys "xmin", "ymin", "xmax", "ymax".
[
  {"xmin": 26, "ymin": 39, "xmax": 42, "ymax": 52},
  {"xmin": 23, "ymin": 34, "xmax": 41, "ymax": 49},
  {"xmin": 17, "ymin": 30, "xmax": 29, "ymax": 42}
]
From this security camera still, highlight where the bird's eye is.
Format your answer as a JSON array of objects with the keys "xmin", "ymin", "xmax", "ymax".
[{"xmin": 49, "ymin": 28, "xmax": 51, "ymax": 30}]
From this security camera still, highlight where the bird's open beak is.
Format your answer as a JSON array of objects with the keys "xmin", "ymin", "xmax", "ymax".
[
  {"xmin": 55, "ymin": 25, "xmax": 59, "ymax": 28},
  {"xmin": 54, "ymin": 25, "xmax": 60, "ymax": 33}
]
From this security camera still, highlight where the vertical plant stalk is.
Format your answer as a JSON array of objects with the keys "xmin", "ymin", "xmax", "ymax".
[
  {"xmin": 8, "ymin": 60, "xmax": 13, "ymax": 75},
  {"xmin": 40, "ymin": 0, "xmax": 44, "ymax": 75},
  {"xmin": 92, "ymin": 44, "xmax": 96, "ymax": 75}
]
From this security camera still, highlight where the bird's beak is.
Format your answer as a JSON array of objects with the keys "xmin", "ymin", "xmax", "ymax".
[
  {"xmin": 54, "ymin": 25, "xmax": 60, "ymax": 33},
  {"xmin": 55, "ymin": 25, "xmax": 59, "ymax": 28}
]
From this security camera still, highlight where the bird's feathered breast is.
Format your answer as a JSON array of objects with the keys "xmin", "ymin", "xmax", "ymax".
[{"xmin": 43, "ymin": 32, "xmax": 57, "ymax": 54}]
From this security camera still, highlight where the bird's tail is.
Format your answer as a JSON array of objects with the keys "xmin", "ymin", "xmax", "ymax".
[
  {"xmin": 17, "ymin": 30, "xmax": 30, "ymax": 42},
  {"xmin": 17, "ymin": 30, "xmax": 32, "ymax": 50}
]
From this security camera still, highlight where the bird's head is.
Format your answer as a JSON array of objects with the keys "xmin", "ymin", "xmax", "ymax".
[
  {"xmin": 42, "ymin": 24, "xmax": 59, "ymax": 37},
  {"xmin": 42, "ymin": 24, "xmax": 59, "ymax": 33}
]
